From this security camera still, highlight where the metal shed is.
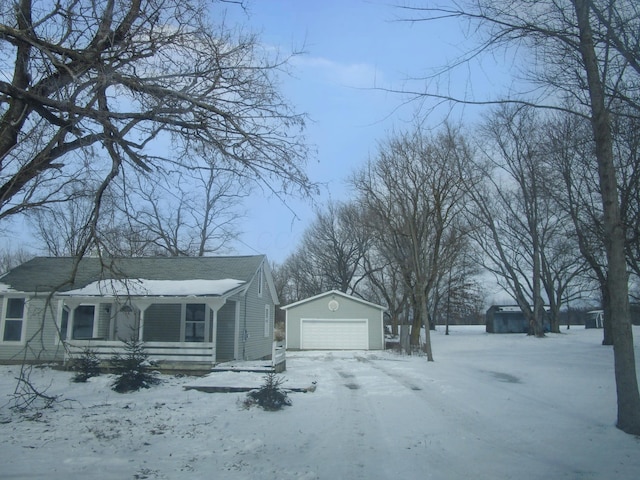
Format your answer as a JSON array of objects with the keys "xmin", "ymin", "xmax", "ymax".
[{"xmin": 485, "ymin": 305, "xmax": 550, "ymax": 333}]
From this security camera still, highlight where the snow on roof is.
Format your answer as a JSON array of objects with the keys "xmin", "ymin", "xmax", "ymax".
[
  {"xmin": 281, "ymin": 289, "xmax": 386, "ymax": 311},
  {"xmin": 492, "ymin": 305, "xmax": 552, "ymax": 312},
  {"xmin": 58, "ymin": 278, "xmax": 245, "ymax": 297},
  {"xmin": 0, "ymin": 283, "xmax": 15, "ymax": 294}
]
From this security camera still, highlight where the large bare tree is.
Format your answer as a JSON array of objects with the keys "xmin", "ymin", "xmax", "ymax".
[
  {"xmin": 352, "ymin": 125, "xmax": 471, "ymax": 360},
  {"xmin": 402, "ymin": 0, "xmax": 640, "ymax": 434},
  {"xmin": 544, "ymin": 111, "xmax": 612, "ymax": 336},
  {"xmin": 0, "ymin": 0, "xmax": 314, "ymax": 257},
  {"xmin": 476, "ymin": 106, "xmax": 550, "ymax": 336},
  {"xmin": 468, "ymin": 106, "xmax": 587, "ymax": 335},
  {"xmin": 301, "ymin": 201, "xmax": 372, "ymax": 295},
  {"xmin": 108, "ymin": 164, "xmax": 247, "ymax": 256},
  {"xmin": 0, "ymin": 0, "xmax": 316, "ymax": 407}
]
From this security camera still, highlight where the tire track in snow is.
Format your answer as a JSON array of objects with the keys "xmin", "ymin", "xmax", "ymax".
[
  {"xmin": 357, "ymin": 355, "xmax": 552, "ymax": 478},
  {"xmin": 307, "ymin": 361, "xmax": 410, "ymax": 479}
]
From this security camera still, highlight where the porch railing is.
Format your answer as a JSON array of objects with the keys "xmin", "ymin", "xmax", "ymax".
[
  {"xmin": 65, "ymin": 340, "xmax": 215, "ymax": 365},
  {"xmin": 272, "ymin": 340, "xmax": 286, "ymax": 372}
]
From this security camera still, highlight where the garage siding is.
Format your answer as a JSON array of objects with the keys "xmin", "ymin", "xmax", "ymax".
[{"xmin": 284, "ymin": 291, "xmax": 384, "ymax": 350}]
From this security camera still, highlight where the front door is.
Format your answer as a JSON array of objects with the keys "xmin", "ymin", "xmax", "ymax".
[{"xmin": 114, "ymin": 305, "xmax": 139, "ymax": 341}]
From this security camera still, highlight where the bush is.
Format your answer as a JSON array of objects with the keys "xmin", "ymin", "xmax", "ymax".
[
  {"xmin": 245, "ymin": 373, "xmax": 291, "ymax": 411},
  {"xmin": 71, "ymin": 348, "xmax": 101, "ymax": 383},
  {"xmin": 110, "ymin": 338, "xmax": 160, "ymax": 393}
]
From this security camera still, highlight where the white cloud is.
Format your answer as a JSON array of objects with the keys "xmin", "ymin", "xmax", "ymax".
[{"xmin": 292, "ymin": 55, "xmax": 382, "ymax": 89}]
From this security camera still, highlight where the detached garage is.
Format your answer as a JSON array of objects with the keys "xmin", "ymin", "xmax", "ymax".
[{"xmin": 282, "ymin": 290, "xmax": 385, "ymax": 350}]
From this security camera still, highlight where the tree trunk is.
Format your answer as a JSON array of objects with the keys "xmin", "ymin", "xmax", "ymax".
[
  {"xmin": 574, "ymin": 0, "xmax": 640, "ymax": 435},
  {"xmin": 601, "ymin": 284, "xmax": 613, "ymax": 345},
  {"xmin": 549, "ymin": 306, "xmax": 561, "ymax": 334},
  {"xmin": 421, "ymin": 291, "xmax": 434, "ymax": 361},
  {"xmin": 410, "ymin": 303, "xmax": 422, "ymax": 348},
  {"xmin": 531, "ymin": 226, "xmax": 546, "ymax": 337}
]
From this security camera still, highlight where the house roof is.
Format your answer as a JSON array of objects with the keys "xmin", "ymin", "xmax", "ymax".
[
  {"xmin": 0, "ymin": 255, "xmax": 267, "ymax": 298},
  {"xmin": 280, "ymin": 289, "xmax": 386, "ymax": 311}
]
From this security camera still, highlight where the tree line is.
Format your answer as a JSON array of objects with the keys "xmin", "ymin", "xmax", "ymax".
[
  {"xmin": 274, "ymin": 105, "xmax": 638, "ymax": 345},
  {"xmin": 279, "ymin": 0, "xmax": 640, "ymax": 434}
]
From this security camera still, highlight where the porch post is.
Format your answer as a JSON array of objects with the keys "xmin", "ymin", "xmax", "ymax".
[
  {"xmin": 63, "ymin": 299, "xmax": 81, "ymax": 341},
  {"xmin": 55, "ymin": 299, "xmax": 66, "ymax": 343},
  {"xmin": 234, "ymin": 300, "xmax": 240, "ymax": 360},
  {"xmin": 205, "ymin": 298, "xmax": 226, "ymax": 363},
  {"xmin": 130, "ymin": 301, "xmax": 151, "ymax": 341},
  {"xmin": 211, "ymin": 308, "xmax": 218, "ymax": 361}
]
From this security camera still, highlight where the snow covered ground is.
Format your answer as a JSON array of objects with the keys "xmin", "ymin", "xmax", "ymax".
[{"xmin": 1, "ymin": 326, "xmax": 639, "ymax": 480}]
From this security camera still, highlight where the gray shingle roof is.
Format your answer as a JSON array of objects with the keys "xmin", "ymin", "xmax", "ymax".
[{"xmin": 0, "ymin": 255, "xmax": 265, "ymax": 293}]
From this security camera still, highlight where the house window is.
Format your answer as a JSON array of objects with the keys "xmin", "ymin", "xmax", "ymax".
[
  {"xmin": 264, "ymin": 304, "xmax": 270, "ymax": 338},
  {"xmin": 185, "ymin": 304, "xmax": 205, "ymax": 342},
  {"xmin": 2, "ymin": 297, "xmax": 25, "ymax": 342},
  {"xmin": 73, "ymin": 305, "xmax": 96, "ymax": 339},
  {"xmin": 258, "ymin": 267, "xmax": 263, "ymax": 298}
]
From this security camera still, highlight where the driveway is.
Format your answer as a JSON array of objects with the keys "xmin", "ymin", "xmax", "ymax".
[
  {"xmin": 3, "ymin": 328, "xmax": 639, "ymax": 480},
  {"xmin": 265, "ymin": 351, "xmax": 538, "ymax": 480}
]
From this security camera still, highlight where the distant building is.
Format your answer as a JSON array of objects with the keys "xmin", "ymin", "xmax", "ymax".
[
  {"xmin": 583, "ymin": 306, "xmax": 640, "ymax": 328},
  {"xmin": 584, "ymin": 310, "xmax": 604, "ymax": 329},
  {"xmin": 485, "ymin": 305, "xmax": 550, "ymax": 334}
]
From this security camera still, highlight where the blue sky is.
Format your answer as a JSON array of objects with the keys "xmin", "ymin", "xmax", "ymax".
[
  {"xmin": 1, "ymin": 1, "xmax": 509, "ymax": 265},
  {"xmin": 228, "ymin": 0, "xmax": 507, "ymax": 264}
]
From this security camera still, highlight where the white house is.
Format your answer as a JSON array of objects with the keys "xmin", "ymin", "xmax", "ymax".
[{"xmin": 0, "ymin": 255, "xmax": 281, "ymax": 371}]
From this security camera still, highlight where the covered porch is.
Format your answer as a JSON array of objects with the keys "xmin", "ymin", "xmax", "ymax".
[{"xmin": 58, "ymin": 293, "xmax": 242, "ymax": 371}]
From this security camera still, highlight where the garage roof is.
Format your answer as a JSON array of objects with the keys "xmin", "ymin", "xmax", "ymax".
[{"xmin": 281, "ymin": 289, "xmax": 386, "ymax": 311}]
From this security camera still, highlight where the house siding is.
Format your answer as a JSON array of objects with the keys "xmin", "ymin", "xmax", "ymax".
[
  {"xmin": 286, "ymin": 293, "xmax": 384, "ymax": 350},
  {"xmin": 237, "ymin": 265, "xmax": 274, "ymax": 361},
  {"xmin": 143, "ymin": 304, "xmax": 181, "ymax": 342},
  {"xmin": 0, "ymin": 295, "xmax": 64, "ymax": 363},
  {"xmin": 216, "ymin": 301, "xmax": 237, "ymax": 362}
]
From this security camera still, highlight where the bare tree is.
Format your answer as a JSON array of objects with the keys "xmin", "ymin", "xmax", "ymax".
[
  {"xmin": 352, "ymin": 125, "xmax": 471, "ymax": 360},
  {"xmin": 0, "ymin": 0, "xmax": 314, "ymax": 245},
  {"xmin": 277, "ymin": 250, "xmax": 327, "ymax": 303},
  {"xmin": 543, "ymin": 113, "xmax": 612, "ymax": 332},
  {"xmin": 543, "ymin": 111, "xmax": 611, "ymax": 333},
  {"xmin": 0, "ymin": 246, "xmax": 33, "ymax": 274},
  {"xmin": 614, "ymin": 112, "xmax": 640, "ymax": 282},
  {"xmin": 467, "ymin": 106, "xmax": 551, "ymax": 336},
  {"xmin": 302, "ymin": 201, "xmax": 372, "ymax": 294},
  {"xmin": 470, "ymin": 106, "xmax": 587, "ymax": 335},
  {"xmin": 401, "ymin": 0, "xmax": 640, "ymax": 434},
  {"xmin": 361, "ymin": 249, "xmax": 409, "ymax": 336},
  {"xmin": 574, "ymin": 0, "xmax": 640, "ymax": 434},
  {"xmin": 27, "ymin": 181, "xmax": 112, "ymax": 256},
  {"xmin": 277, "ymin": 200, "xmax": 372, "ymax": 303},
  {"xmin": 433, "ymin": 234, "xmax": 485, "ymax": 333},
  {"xmin": 0, "ymin": 0, "xmax": 316, "ymax": 409},
  {"xmin": 109, "ymin": 164, "xmax": 247, "ymax": 256}
]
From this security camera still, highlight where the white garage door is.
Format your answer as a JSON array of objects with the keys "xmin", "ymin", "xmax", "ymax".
[{"xmin": 301, "ymin": 319, "xmax": 369, "ymax": 350}]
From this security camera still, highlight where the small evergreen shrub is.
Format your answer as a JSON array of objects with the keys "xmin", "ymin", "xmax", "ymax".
[
  {"xmin": 110, "ymin": 338, "xmax": 160, "ymax": 393},
  {"xmin": 245, "ymin": 373, "xmax": 291, "ymax": 411},
  {"xmin": 72, "ymin": 348, "xmax": 101, "ymax": 383}
]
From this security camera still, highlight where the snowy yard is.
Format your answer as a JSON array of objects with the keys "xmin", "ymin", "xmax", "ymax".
[{"xmin": 1, "ymin": 326, "xmax": 639, "ymax": 480}]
